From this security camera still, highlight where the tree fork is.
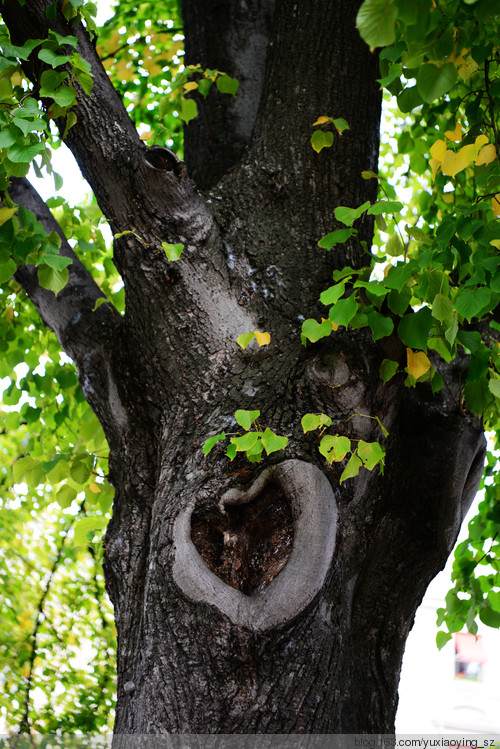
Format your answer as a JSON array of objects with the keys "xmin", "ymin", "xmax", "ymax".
[{"xmin": 0, "ymin": 0, "xmax": 488, "ymax": 734}]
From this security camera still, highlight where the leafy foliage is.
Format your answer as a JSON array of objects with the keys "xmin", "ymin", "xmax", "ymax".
[
  {"xmin": 203, "ymin": 410, "xmax": 288, "ymax": 463},
  {"xmin": 353, "ymin": 0, "xmax": 500, "ymax": 645}
]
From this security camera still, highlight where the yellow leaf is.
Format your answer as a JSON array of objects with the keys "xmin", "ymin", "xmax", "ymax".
[
  {"xmin": 442, "ymin": 192, "xmax": 454, "ymax": 204},
  {"xmin": 108, "ymin": 30, "xmax": 121, "ymax": 53},
  {"xmin": 115, "ymin": 58, "xmax": 135, "ymax": 82},
  {"xmin": 10, "ymin": 70, "xmax": 23, "ymax": 86},
  {"xmin": 254, "ymin": 330, "xmax": 271, "ymax": 346},
  {"xmin": 473, "ymin": 134, "xmax": 489, "ymax": 156},
  {"xmin": 430, "ymin": 139, "xmax": 446, "ymax": 162},
  {"xmin": 429, "ymin": 157, "xmax": 441, "ymax": 179},
  {"xmin": 5, "ymin": 306, "xmax": 14, "ymax": 322},
  {"xmin": 165, "ymin": 40, "xmax": 184, "ymax": 61},
  {"xmin": 312, "ymin": 115, "xmax": 330, "ymax": 126},
  {"xmin": 406, "ymin": 348, "xmax": 431, "ymax": 379},
  {"xmin": 139, "ymin": 131, "xmax": 154, "ymax": 141},
  {"xmin": 89, "ymin": 482, "xmax": 101, "ymax": 494},
  {"xmin": 476, "ymin": 143, "xmax": 496, "ymax": 166},
  {"xmin": 0, "ymin": 206, "xmax": 17, "ymax": 226},
  {"xmin": 444, "ymin": 122, "xmax": 462, "ymax": 143},
  {"xmin": 492, "ymin": 195, "xmax": 500, "ymax": 216},
  {"xmin": 441, "ymin": 147, "xmax": 472, "ymax": 177},
  {"xmin": 458, "ymin": 57, "xmax": 478, "ymax": 81},
  {"xmin": 183, "ymin": 81, "xmax": 199, "ymax": 92},
  {"xmin": 142, "ymin": 57, "xmax": 164, "ymax": 76},
  {"xmin": 490, "ymin": 240, "xmax": 500, "ymax": 250}
]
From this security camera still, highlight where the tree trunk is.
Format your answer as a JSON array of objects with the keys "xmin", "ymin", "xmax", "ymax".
[{"xmin": 1, "ymin": 0, "xmax": 486, "ymax": 734}]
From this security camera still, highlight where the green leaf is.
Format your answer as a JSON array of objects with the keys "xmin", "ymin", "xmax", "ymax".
[
  {"xmin": 37, "ymin": 265, "xmax": 69, "ymax": 295},
  {"xmin": 246, "ymin": 440, "xmax": 264, "ymax": 462},
  {"xmin": 311, "ymin": 130, "xmax": 334, "ymax": 153},
  {"xmin": 432, "ymin": 293, "xmax": 454, "ymax": 322},
  {"xmin": 340, "ymin": 452, "xmax": 363, "ymax": 483},
  {"xmin": 365, "ymin": 309, "xmax": 394, "ymax": 341},
  {"xmin": 384, "ymin": 260, "xmax": 418, "ymax": 291},
  {"xmin": 73, "ymin": 516, "xmax": 108, "ymax": 547},
  {"xmin": 357, "ymin": 440, "xmax": 385, "ymax": 470},
  {"xmin": 386, "ymin": 233, "xmax": 404, "ymax": 257},
  {"xmin": 55, "ymin": 483, "xmax": 77, "ymax": 508},
  {"xmin": 12, "ymin": 456, "xmax": 44, "ymax": 487},
  {"xmin": 479, "ymin": 605, "xmax": 500, "ymax": 628},
  {"xmin": 301, "ymin": 318, "xmax": 333, "ymax": 342},
  {"xmin": 464, "ymin": 379, "xmax": 492, "ymax": 415},
  {"xmin": 39, "ymin": 68, "xmax": 68, "ymax": 94},
  {"xmin": 38, "ymin": 48, "xmax": 72, "ymax": 67},
  {"xmin": 380, "ymin": 358, "xmax": 399, "ymax": 383},
  {"xmin": 375, "ymin": 416, "xmax": 389, "ymax": 438},
  {"xmin": 301, "ymin": 413, "xmax": 332, "ymax": 433},
  {"xmin": 397, "ymin": 86, "xmax": 423, "ymax": 113},
  {"xmin": 7, "ymin": 141, "xmax": 45, "ymax": 163},
  {"xmin": 198, "ymin": 78, "xmax": 213, "ymax": 97},
  {"xmin": 202, "ymin": 432, "xmax": 226, "ymax": 455},
  {"xmin": 488, "ymin": 379, "xmax": 500, "ymax": 399},
  {"xmin": 332, "ymin": 117, "xmax": 349, "ymax": 134},
  {"xmin": 397, "ymin": 307, "xmax": 433, "ymax": 351},
  {"xmin": 0, "ymin": 258, "xmax": 17, "ymax": 284},
  {"xmin": 356, "ymin": 0, "xmax": 397, "ymax": 49},
  {"xmin": 436, "ymin": 631, "xmax": 452, "ymax": 650},
  {"xmin": 41, "ymin": 254, "xmax": 72, "ymax": 271},
  {"xmin": 234, "ymin": 409, "xmax": 260, "ymax": 430},
  {"xmin": 416, "ymin": 62, "xmax": 458, "ymax": 104},
  {"xmin": 455, "ymin": 287, "xmax": 491, "ymax": 322},
  {"xmin": 70, "ymin": 456, "xmax": 91, "ymax": 484},
  {"xmin": 180, "ymin": 98, "xmax": 198, "ymax": 123},
  {"xmin": 319, "ymin": 434, "xmax": 351, "ymax": 463},
  {"xmin": 261, "ymin": 428, "xmax": 288, "ymax": 455},
  {"xmin": 329, "ymin": 294, "xmax": 358, "ymax": 327},
  {"xmin": 367, "ymin": 200, "xmax": 403, "ymax": 215},
  {"xmin": 162, "ymin": 242, "xmax": 184, "ymax": 261},
  {"xmin": 318, "ymin": 228, "xmax": 354, "ymax": 249},
  {"xmin": 51, "ymin": 84, "xmax": 77, "ymax": 108},
  {"xmin": 334, "ymin": 201, "xmax": 370, "ymax": 227},
  {"xmin": 216, "ymin": 74, "xmax": 239, "ymax": 96},
  {"xmin": 231, "ymin": 431, "xmax": 261, "ymax": 452},
  {"xmin": 387, "ymin": 287, "xmax": 410, "ymax": 315},
  {"xmin": 320, "ymin": 280, "xmax": 347, "ymax": 306},
  {"xmin": 237, "ymin": 332, "xmax": 255, "ymax": 349}
]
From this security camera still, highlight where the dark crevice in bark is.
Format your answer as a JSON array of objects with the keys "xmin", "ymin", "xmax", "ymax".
[
  {"xmin": 191, "ymin": 482, "xmax": 294, "ymax": 594},
  {"xmin": 181, "ymin": 0, "xmax": 276, "ymax": 190}
]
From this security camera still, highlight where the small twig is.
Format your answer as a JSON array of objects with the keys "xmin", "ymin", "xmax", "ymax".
[{"xmin": 17, "ymin": 507, "xmax": 82, "ymax": 735}]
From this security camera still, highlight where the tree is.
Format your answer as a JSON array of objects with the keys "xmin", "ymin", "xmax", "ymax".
[{"xmin": 0, "ymin": 0, "xmax": 499, "ymax": 735}]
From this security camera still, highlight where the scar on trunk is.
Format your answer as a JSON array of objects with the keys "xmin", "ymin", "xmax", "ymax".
[
  {"xmin": 172, "ymin": 460, "xmax": 338, "ymax": 631},
  {"xmin": 191, "ymin": 483, "xmax": 294, "ymax": 595}
]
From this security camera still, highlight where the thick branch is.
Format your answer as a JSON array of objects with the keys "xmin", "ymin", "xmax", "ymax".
[
  {"xmin": 9, "ymin": 178, "xmax": 119, "ymax": 357},
  {"xmin": 9, "ymin": 178, "xmax": 126, "ymax": 443},
  {"xmin": 0, "ymin": 1, "xmax": 209, "ymax": 247}
]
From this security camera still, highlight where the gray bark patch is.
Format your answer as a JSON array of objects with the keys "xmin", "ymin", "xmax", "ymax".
[{"xmin": 172, "ymin": 459, "xmax": 338, "ymax": 631}]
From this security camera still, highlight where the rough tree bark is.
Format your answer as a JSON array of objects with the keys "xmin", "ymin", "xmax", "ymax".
[{"xmin": 1, "ymin": 0, "xmax": 486, "ymax": 734}]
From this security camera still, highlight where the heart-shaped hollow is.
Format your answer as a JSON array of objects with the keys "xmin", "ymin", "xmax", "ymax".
[{"xmin": 190, "ymin": 482, "xmax": 294, "ymax": 595}]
